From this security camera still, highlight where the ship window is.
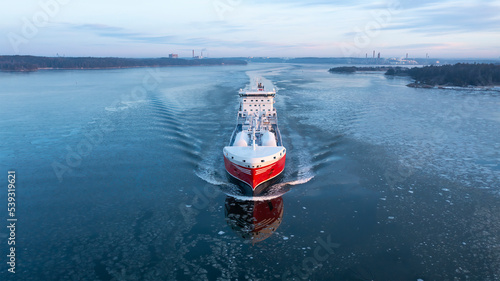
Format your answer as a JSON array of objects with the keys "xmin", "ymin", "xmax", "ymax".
[
  {"xmin": 251, "ymin": 100, "xmax": 253, "ymax": 102},
  {"xmin": 244, "ymin": 100, "xmax": 246, "ymax": 102},
  {"xmin": 261, "ymin": 160, "xmax": 264, "ymax": 162},
  {"xmin": 250, "ymin": 109, "xmax": 253, "ymax": 111},
  {"xmin": 261, "ymin": 100, "xmax": 264, "ymax": 102},
  {"xmin": 231, "ymin": 156, "xmax": 234, "ymax": 159},
  {"xmin": 243, "ymin": 160, "xmax": 246, "ymax": 162},
  {"xmin": 274, "ymin": 156, "xmax": 276, "ymax": 159},
  {"xmin": 268, "ymin": 109, "xmax": 271, "ymax": 111},
  {"xmin": 244, "ymin": 109, "xmax": 247, "ymax": 111}
]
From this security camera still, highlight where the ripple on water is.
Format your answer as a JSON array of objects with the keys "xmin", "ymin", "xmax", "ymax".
[{"xmin": 289, "ymin": 74, "xmax": 500, "ymax": 192}]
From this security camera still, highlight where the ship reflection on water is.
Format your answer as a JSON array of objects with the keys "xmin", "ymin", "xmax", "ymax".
[{"xmin": 224, "ymin": 196, "xmax": 284, "ymax": 244}]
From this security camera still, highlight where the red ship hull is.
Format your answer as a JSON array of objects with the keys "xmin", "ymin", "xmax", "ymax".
[{"xmin": 224, "ymin": 154, "xmax": 286, "ymax": 195}]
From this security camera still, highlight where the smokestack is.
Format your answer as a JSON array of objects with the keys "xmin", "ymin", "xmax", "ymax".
[
  {"xmin": 378, "ymin": 52, "xmax": 380, "ymax": 59},
  {"xmin": 192, "ymin": 50, "xmax": 194, "ymax": 58},
  {"xmin": 406, "ymin": 53, "xmax": 408, "ymax": 59},
  {"xmin": 373, "ymin": 50, "xmax": 375, "ymax": 58}
]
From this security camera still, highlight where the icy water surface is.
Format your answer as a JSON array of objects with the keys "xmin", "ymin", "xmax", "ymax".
[{"xmin": 1, "ymin": 63, "xmax": 499, "ymax": 280}]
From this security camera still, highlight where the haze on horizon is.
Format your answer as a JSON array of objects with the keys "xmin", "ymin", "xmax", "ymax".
[{"xmin": 2, "ymin": 0, "xmax": 500, "ymax": 59}]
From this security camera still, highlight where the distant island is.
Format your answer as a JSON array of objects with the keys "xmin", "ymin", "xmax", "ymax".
[
  {"xmin": 329, "ymin": 63, "xmax": 500, "ymax": 88},
  {"xmin": 246, "ymin": 56, "xmax": 500, "ymax": 66},
  {"xmin": 387, "ymin": 63, "xmax": 500, "ymax": 88},
  {"xmin": 0, "ymin": 55, "xmax": 247, "ymax": 71},
  {"xmin": 328, "ymin": 66, "xmax": 393, "ymax": 73}
]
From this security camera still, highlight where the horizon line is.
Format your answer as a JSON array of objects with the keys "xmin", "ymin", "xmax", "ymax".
[{"xmin": 2, "ymin": 54, "xmax": 500, "ymax": 60}]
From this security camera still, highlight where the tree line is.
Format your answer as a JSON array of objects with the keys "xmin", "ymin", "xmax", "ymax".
[
  {"xmin": 385, "ymin": 63, "xmax": 500, "ymax": 86},
  {"xmin": 0, "ymin": 55, "xmax": 247, "ymax": 71}
]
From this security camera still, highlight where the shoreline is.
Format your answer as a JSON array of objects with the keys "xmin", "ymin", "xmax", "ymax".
[
  {"xmin": 0, "ymin": 64, "xmax": 244, "ymax": 72},
  {"xmin": 328, "ymin": 64, "xmax": 500, "ymax": 91},
  {"xmin": 0, "ymin": 55, "xmax": 247, "ymax": 72},
  {"xmin": 407, "ymin": 82, "xmax": 500, "ymax": 91}
]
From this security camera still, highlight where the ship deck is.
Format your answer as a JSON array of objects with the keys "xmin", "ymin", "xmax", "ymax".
[{"xmin": 229, "ymin": 122, "xmax": 282, "ymax": 147}]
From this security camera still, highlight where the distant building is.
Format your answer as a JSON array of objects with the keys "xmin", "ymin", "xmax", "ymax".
[{"xmin": 169, "ymin": 54, "xmax": 178, "ymax": 59}]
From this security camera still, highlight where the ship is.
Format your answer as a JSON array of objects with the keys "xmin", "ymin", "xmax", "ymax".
[{"xmin": 223, "ymin": 82, "xmax": 286, "ymax": 196}]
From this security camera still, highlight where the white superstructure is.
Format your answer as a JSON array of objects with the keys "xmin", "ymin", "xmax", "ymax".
[{"xmin": 224, "ymin": 82, "xmax": 284, "ymax": 168}]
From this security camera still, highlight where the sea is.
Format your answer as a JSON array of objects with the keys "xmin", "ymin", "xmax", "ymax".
[{"xmin": 1, "ymin": 63, "xmax": 499, "ymax": 280}]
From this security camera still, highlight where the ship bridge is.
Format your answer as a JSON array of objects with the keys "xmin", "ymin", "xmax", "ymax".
[{"xmin": 238, "ymin": 83, "xmax": 277, "ymax": 118}]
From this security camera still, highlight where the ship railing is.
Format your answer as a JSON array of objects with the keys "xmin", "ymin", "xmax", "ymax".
[
  {"xmin": 228, "ymin": 124, "xmax": 242, "ymax": 146},
  {"xmin": 272, "ymin": 124, "xmax": 283, "ymax": 146},
  {"xmin": 239, "ymin": 93, "xmax": 276, "ymax": 97}
]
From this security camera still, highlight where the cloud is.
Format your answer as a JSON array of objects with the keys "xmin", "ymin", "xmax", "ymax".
[
  {"xmin": 68, "ymin": 23, "xmax": 177, "ymax": 44},
  {"xmin": 387, "ymin": 43, "xmax": 451, "ymax": 49},
  {"xmin": 383, "ymin": 1, "xmax": 500, "ymax": 35},
  {"xmin": 61, "ymin": 22, "xmax": 308, "ymax": 52}
]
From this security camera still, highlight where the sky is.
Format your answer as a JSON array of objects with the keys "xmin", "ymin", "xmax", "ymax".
[{"xmin": 1, "ymin": 0, "xmax": 500, "ymax": 58}]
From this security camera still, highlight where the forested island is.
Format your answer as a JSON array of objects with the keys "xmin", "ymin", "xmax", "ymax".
[
  {"xmin": 387, "ymin": 63, "xmax": 500, "ymax": 87},
  {"xmin": 329, "ymin": 63, "xmax": 500, "ymax": 88},
  {"xmin": 0, "ymin": 55, "xmax": 247, "ymax": 71}
]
